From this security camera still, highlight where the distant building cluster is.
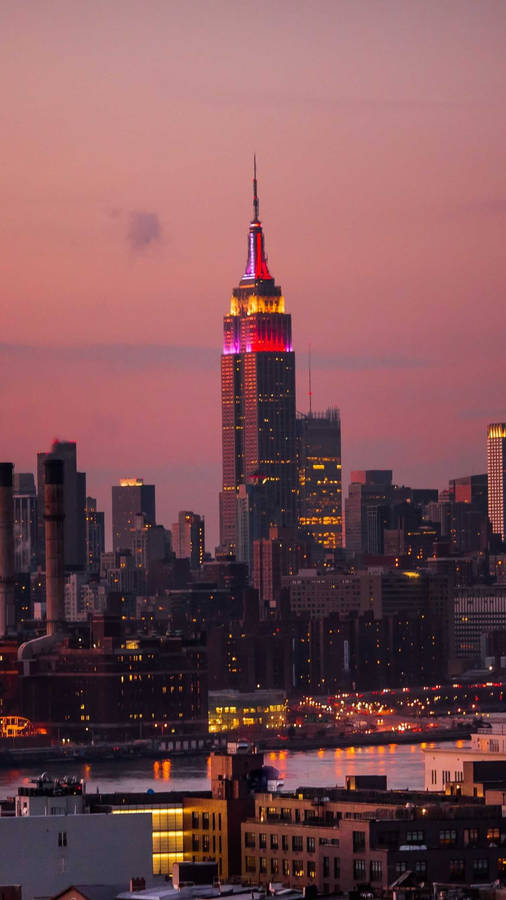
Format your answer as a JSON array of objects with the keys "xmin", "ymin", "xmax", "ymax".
[{"xmin": 0, "ymin": 175, "xmax": 505, "ymax": 747}]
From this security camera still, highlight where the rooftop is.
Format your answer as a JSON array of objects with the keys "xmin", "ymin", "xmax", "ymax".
[
  {"xmin": 118, "ymin": 887, "xmax": 303, "ymax": 900},
  {"xmin": 18, "ymin": 774, "xmax": 83, "ymax": 798}
]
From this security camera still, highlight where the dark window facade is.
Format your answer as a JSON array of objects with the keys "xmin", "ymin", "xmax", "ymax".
[
  {"xmin": 354, "ymin": 859, "xmax": 366, "ymax": 881},
  {"xmin": 353, "ymin": 831, "xmax": 366, "ymax": 852},
  {"xmin": 370, "ymin": 860, "xmax": 382, "ymax": 881}
]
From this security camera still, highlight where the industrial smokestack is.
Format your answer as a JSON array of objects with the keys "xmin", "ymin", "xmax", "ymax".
[
  {"xmin": 0, "ymin": 463, "xmax": 15, "ymax": 638},
  {"xmin": 44, "ymin": 459, "xmax": 65, "ymax": 635}
]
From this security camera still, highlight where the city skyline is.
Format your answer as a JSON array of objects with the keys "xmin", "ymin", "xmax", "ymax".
[
  {"xmin": 1, "ymin": 1, "xmax": 505, "ymax": 548},
  {"xmin": 3, "ymin": 6, "xmax": 506, "ymax": 897}
]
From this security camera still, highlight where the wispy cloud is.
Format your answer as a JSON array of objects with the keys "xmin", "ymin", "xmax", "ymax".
[
  {"xmin": 314, "ymin": 352, "xmax": 429, "ymax": 371},
  {"xmin": 0, "ymin": 344, "xmax": 434, "ymax": 374},
  {"xmin": 0, "ymin": 343, "xmax": 217, "ymax": 372},
  {"xmin": 127, "ymin": 211, "xmax": 162, "ymax": 251}
]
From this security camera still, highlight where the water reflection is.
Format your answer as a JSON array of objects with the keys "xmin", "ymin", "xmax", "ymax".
[
  {"xmin": 0, "ymin": 742, "xmax": 432, "ymax": 798},
  {"xmin": 153, "ymin": 759, "xmax": 172, "ymax": 781}
]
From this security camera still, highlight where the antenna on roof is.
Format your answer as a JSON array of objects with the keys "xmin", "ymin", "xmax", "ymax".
[
  {"xmin": 308, "ymin": 344, "xmax": 313, "ymax": 416},
  {"xmin": 253, "ymin": 154, "xmax": 259, "ymax": 221}
]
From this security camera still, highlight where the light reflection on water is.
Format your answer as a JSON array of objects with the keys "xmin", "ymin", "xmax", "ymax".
[{"xmin": 0, "ymin": 741, "xmax": 438, "ymax": 799}]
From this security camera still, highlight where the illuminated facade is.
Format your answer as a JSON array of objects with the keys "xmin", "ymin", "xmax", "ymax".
[
  {"xmin": 208, "ymin": 689, "xmax": 287, "ymax": 733},
  {"xmin": 297, "ymin": 408, "xmax": 342, "ymax": 550},
  {"xmin": 487, "ymin": 424, "xmax": 506, "ymax": 542},
  {"xmin": 110, "ymin": 799, "xmax": 184, "ymax": 875},
  {"xmin": 220, "ymin": 165, "xmax": 296, "ymax": 552}
]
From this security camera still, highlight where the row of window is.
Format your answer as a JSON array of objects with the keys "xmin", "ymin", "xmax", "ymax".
[
  {"xmin": 245, "ymin": 855, "xmax": 384, "ymax": 883},
  {"xmin": 192, "ymin": 834, "xmax": 222, "ymax": 853},
  {"xmin": 259, "ymin": 805, "xmax": 341, "ymax": 825},
  {"xmin": 191, "ymin": 811, "xmax": 222, "ymax": 831},
  {"xmin": 432, "ymin": 769, "xmax": 464, "ymax": 785},
  {"xmin": 395, "ymin": 861, "xmax": 426, "ymax": 876},
  {"xmin": 245, "ymin": 832, "xmax": 316, "ymax": 852},
  {"xmin": 439, "ymin": 828, "xmax": 502, "ymax": 846},
  {"xmin": 245, "ymin": 857, "xmax": 316, "ymax": 878},
  {"xmin": 350, "ymin": 860, "xmax": 382, "ymax": 882},
  {"xmin": 395, "ymin": 859, "xmax": 493, "ymax": 879},
  {"xmin": 379, "ymin": 826, "xmax": 500, "ymax": 849}
]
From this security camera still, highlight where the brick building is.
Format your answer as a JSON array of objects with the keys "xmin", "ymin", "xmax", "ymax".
[
  {"xmin": 240, "ymin": 779, "xmax": 506, "ymax": 893},
  {"xmin": 19, "ymin": 619, "xmax": 207, "ymax": 740}
]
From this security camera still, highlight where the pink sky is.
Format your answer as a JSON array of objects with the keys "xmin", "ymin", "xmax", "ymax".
[{"xmin": 1, "ymin": 1, "xmax": 505, "ymax": 548}]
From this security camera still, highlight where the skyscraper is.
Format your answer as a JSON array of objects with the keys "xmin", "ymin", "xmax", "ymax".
[
  {"xmin": 345, "ymin": 471, "xmax": 393, "ymax": 553},
  {"xmin": 112, "ymin": 478, "xmax": 156, "ymax": 552},
  {"xmin": 172, "ymin": 510, "xmax": 205, "ymax": 569},
  {"xmin": 447, "ymin": 474, "xmax": 488, "ymax": 553},
  {"xmin": 297, "ymin": 408, "xmax": 342, "ymax": 551},
  {"xmin": 85, "ymin": 496, "xmax": 105, "ymax": 574},
  {"xmin": 220, "ymin": 164, "xmax": 297, "ymax": 553},
  {"xmin": 488, "ymin": 424, "xmax": 506, "ymax": 542}
]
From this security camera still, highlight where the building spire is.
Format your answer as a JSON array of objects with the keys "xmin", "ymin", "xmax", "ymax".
[
  {"xmin": 308, "ymin": 344, "xmax": 313, "ymax": 415},
  {"xmin": 241, "ymin": 157, "xmax": 272, "ymax": 284},
  {"xmin": 253, "ymin": 154, "xmax": 259, "ymax": 221}
]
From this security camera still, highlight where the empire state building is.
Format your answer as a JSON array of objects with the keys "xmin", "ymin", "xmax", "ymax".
[{"xmin": 220, "ymin": 165, "xmax": 297, "ymax": 552}]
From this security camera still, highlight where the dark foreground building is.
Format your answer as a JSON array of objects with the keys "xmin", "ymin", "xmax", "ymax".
[
  {"xmin": 220, "ymin": 165, "xmax": 297, "ymax": 554},
  {"xmin": 19, "ymin": 615, "xmax": 207, "ymax": 740}
]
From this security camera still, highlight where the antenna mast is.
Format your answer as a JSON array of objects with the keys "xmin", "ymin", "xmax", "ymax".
[
  {"xmin": 308, "ymin": 344, "xmax": 312, "ymax": 416},
  {"xmin": 253, "ymin": 154, "xmax": 259, "ymax": 220}
]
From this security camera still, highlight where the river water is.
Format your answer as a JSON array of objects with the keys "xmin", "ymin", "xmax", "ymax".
[{"xmin": 0, "ymin": 740, "xmax": 453, "ymax": 799}]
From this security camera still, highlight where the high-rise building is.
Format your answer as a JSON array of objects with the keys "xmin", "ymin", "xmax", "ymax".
[
  {"xmin": 172, "ymin": 511, "xmax": 205, "ymax": 569},
  {"xmin": 112, "ymin": 478, "xmax": 156, "ymax": 552},
  {"xmin": 220, "ymin": 164, "xmax": 297, "ymax": 553},
  {"xmin": 345, "ymin": 471, "xmax": 393, "ymax": 553},
  {"xmin": 253, "ymin": 526, "xmax": 311, "ymax": 618},
  {"xmin": 234, "ymin": 482, "xmax": 269, "ymax": 573},
  {"xmin": 297, "ymin": 408, "xmax": 342, "ymax": 550},
  {"xmin": 487, "ymin": 424, "xmax": 506, "ymax": 542},
  {"xmin": 13, "ymin": 473, "xmax": 37, "ymax": 573},
  {"xmin": 130, "ymin": 513, "xmax": 167, "ymax": 573},
  {"xmin": 85, "ymin": 496, "xmax": 105, "ymax": 574},
  {"xmin": 37, "ymin": 441, "xmax": 86, "ymax": 570},
  {"xmin": 449, "ymin": 474, "xmax": 488, "ymax": 512}
]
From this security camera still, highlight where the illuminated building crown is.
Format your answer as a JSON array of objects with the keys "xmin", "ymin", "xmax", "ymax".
[{"xmin": 240, "ymin": 156, "xmax": 273, "ymax": 286}]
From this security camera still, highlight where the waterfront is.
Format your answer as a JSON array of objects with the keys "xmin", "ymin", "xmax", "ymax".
[{"xmin": 0, "ymin": 740, "xmax": 452, "ymax": 798}]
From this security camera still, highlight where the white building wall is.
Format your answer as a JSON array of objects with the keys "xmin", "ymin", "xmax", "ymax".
[
  {"xmin": 424, "ymin": 739, "xmax": 506, "ymax": 790},
  {"xmin": 0, "ymin": 812, "xmax": 152, "ymax": 900}
]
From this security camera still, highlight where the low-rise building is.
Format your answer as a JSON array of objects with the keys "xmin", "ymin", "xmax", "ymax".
[
  {"xmin": 0, "ymin": 777, "xmax": 152, "ymax": 900},
  {"xmin": 240, "ymin": 779, "xmax": 506, "ymax": 893},
  {"xmin": 19, "ymin": 623, "xmax": 208, "ymax": 741},
  {"xmin": 89, "ymin": 744, "xmax": 265, "ymax": 881},
  {"xmin": 208, "ymin": 689, "xmax": 287, "ymax": 733},
  {"xmin": 424, "ymin": 721, "xmax": 506, "ymax": 791}
]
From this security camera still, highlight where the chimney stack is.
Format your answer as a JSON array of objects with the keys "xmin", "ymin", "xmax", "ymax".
[
  {"xmin": 0, "ymin": 463, "xmax": 15, "ymax": 638},
  {"xmin": 44, "ymin": 459, "xmax": 65, "ymax": 635}
]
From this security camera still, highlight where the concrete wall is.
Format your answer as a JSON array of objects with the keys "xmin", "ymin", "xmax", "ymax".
[{"xmin": 0, "ymin": 812, "xmax": 152, "ymax": 900}]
